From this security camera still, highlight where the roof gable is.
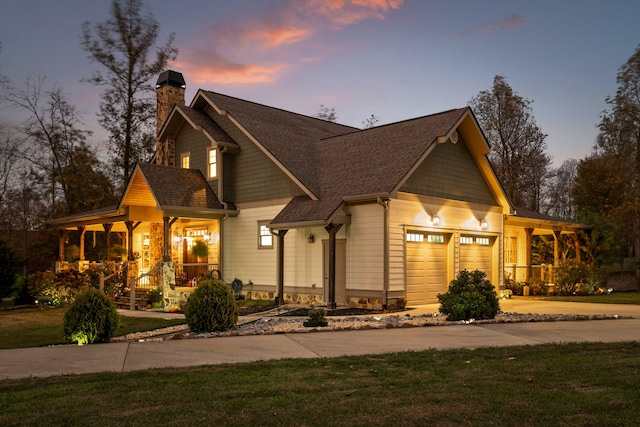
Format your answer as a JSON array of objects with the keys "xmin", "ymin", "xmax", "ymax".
[
  {"xmin": 120, "ymin": 163, "xmax": 225, "ymax": 211},
  {"xmin": 193, "ymin": 90, "xmax": 359, "ymax": 199}
]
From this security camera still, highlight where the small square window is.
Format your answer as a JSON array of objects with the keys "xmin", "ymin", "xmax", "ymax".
[
  {"xmin": 258, "ymin": 224, "xmax": 273, "ymax": 249},
  {"xmin": 476, "ymin": 237, "xmax": 490, "ymax": 246}
]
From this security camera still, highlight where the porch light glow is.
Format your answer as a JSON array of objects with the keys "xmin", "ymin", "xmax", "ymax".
[
  {"xmin": 480, "ymin": 219, "xmax": 488, "ymax": 230},
  {"xmin": 432, "ymin": 215, "xmax": 440, "ymax": 226},
  {"xmin": 174, "ymin": 234, "xmax": 183, "ymax": 244}
]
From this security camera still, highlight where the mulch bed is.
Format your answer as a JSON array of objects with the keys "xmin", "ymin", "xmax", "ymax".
[{"xmin": 278, "ymin": 307, "xmax": 413, "ymax": 317}]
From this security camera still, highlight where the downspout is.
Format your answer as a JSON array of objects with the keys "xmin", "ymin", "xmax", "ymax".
[
  {"xmin": 217, "ymin": 145, "xmax": 230, "ymax": 280},
  {"xmin": 377, "ymin": 197, "xmax": 390, "ymax": 308}
]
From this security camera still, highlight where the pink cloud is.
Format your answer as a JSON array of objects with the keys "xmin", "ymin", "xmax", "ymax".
[
  {"xmin": 457, "ymin": 14, "xmax": 527, "ymax": 38},
  {"xmin": 178, "ymin": 0, "xmax": 404, "ymax": 86}
]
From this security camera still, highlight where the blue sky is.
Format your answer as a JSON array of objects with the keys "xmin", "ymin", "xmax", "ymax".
[{"xmin": 2, "ymin": 0, "xmax": 640, "ymax": 166}]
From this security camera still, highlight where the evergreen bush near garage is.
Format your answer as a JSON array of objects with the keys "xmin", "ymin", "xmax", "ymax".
[
  {"xmin": 63, "ymin": 288, "xmax": 120, "ymax": 344},
  {"xmin": 184, "ymin": 280, "xmax": 239, "ymax": 332},
  {"xmin": 437, "ymin": 269, "xmax": 500, "ymax": 321}
]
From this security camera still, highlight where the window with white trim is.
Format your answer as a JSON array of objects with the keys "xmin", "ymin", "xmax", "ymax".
[
  {"xmin": 181, "ymin": 153, "xmax": 190, "ymax": 169},
  {"xmin": 460, "ymin": 236, "xmax": 473, "ymax": 245},
  {"xmin": 406, "ymin": 232, "xmax": 424, "ymax": 242},
  {"xmin": 208, "ymin": 148, "xmax": 217, "ymax": 178},
  {"xmin": 258, "ymin": 223, "xmax": 273, "ymax": 249}
]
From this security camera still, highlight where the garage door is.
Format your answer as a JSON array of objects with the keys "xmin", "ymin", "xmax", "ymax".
[
  {"xmin": 459, "ymin": 235, "xmax": 493, "ymax": 280},
  {"xmin": 406, "ymin": 232, "xmax": 448, "ymax": 304}
]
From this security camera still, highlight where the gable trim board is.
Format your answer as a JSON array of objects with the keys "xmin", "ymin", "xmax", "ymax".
[{"xmin": 50, "ymin": 70, "xmax": 589, "ymax": 309}]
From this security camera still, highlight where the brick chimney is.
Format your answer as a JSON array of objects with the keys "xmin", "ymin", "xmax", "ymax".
[{"xmin": 155, "ymin": 70, "xmax": 185, "ymax": 166}]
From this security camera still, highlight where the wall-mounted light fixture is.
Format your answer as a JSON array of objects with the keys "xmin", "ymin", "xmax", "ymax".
[
  {"xmin": 432, "ymin": 215, "xmax": 440, "ymax": 226},
  {"xmin": 203, "ymin": 232, "xmax": 211, "ymax": 242},
  {"xmin": 308, "ymin": 233, "xmax": 315, "ymax": 244},
  {"xmin": 480, "ymin": 219, "xmax": 488, "ymax": 231},
  {"xmin": 174, "ymin": 234, "xmax": 183, "ymax": 245}
]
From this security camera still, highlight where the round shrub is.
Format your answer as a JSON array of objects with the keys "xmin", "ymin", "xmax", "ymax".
[
  {"xmin": 184, "ymin": 280, "xmax": 239, "ymax": 333},
  {"xmin": 437, "ymin": 269, "xmax": 500, "ymax": 321},
  {"xmin": 63, "ymin": 289, "xmax": 120, "ymax": 344}
]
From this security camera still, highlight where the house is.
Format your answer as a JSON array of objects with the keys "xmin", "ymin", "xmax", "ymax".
[{"xmin": 50, "ymin": 70, "xmax": 585, "ymax": 309}]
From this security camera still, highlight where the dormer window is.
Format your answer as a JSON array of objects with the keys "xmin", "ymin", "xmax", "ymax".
[
  {"xmin": 181, "ymin": 153, "xmax": 190, "ymax": 169},
  {"xmin": 208, "ymin": 148, "xmax": 217, "ymax": 178}
]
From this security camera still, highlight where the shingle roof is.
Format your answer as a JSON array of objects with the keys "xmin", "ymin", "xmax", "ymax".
[
  {"xmin": 175, "ymin": 105, "xmax": 235, "ymax": 146},
  {"xmin": 200, "ymin": 91, "xmax": 359, "ymax": 197},
  {"xmin": 136, "ymin": 163, "xmax": 225, "ymax": 210},
  {"xmin": 271, "ymin": 108, "xmax": 469, "ymax": 226}
]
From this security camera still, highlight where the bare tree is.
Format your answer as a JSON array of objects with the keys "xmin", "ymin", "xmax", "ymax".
[
  {"xmin": 81, "ymin": 0, "xmax": 178, "ymax": 186},
  {"xmin": 314, "ymin": 104, "xmax": 337, "ymax": 122},
  {"xmin": 3, "ymin": 78, "xmax": 116, "ymax": 217},
  {"xmin": 469, "ymin": 75, "xmax": 551, "ymax": 212},
  {"xmin": 362, "ymin": 114, "xmax": 380, "ymax": 129}
]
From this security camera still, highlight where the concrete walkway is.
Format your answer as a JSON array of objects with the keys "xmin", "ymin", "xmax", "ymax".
[{"xmin": 1, "ymin": 299, "xmax": 639, "ymax": 380}]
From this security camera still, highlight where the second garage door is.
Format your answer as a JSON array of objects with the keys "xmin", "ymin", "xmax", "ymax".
[{"xmin": 459, "ymin": 235, "xmax": 493, "ymax": 281}]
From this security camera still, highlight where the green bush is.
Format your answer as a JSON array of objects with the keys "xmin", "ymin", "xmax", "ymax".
[
  {"xmin": 31, "ymin": 269, "xmax": 94, "ymax": 305},
  {"xmin": 184, "ymin": 280, "xmax": 238, "ymax": 333},
  {"xmin": 63, "ymin": 289, "xmax": 120, "ymax": 344},
  {"xmin": 437, "ymin": 269, "xmax": 500, "ymax": 321},
  {"xmin": 303, "ymin": 307, "xmax": 328, "ymax": 327}
]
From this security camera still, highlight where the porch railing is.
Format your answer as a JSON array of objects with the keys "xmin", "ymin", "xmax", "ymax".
[
  {"xmin": 504, "ymin": 264, "xmax": 556, "ymax": 283},
  {"xmin": 175, "ymin": 263, "xmax": 220, "ymax": 287}
]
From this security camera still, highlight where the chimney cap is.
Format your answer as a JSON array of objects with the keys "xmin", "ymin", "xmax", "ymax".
[{"xmin": 156, "ymin": 70, "xmax": 186, "ymax": 89}]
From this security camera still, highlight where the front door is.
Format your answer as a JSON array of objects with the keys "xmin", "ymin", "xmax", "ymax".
[{"xmin": 323, "ymin": 239, "xmax": 346, "ymax": 304}]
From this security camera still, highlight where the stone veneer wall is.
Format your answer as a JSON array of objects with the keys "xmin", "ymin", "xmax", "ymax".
[{"xmin": 155, "ymin": 83, "xmax": 184, "ymax": 167}]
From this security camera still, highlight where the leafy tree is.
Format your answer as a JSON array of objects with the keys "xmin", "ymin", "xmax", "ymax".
[
  {"xmin": 543, "ymin": 158, "xmax": 578, "ymax": 219},
  {"xmin": 469, "ymin": 75, "xmax": 551, "ymax": 212},
  {"xmin": 81, "ymin": 0, "xmax": 178, "ymax": 187},
  {"xmin": 0, "ymin": 238, "xmax": 22, "ymax": 297},
  {"xmin": 314, "ymin": 104, "xmax": 337, "ymax": 122},
  {"xmin": 587, "ymin": 43, "xmax": 640, "ymax": 258}
]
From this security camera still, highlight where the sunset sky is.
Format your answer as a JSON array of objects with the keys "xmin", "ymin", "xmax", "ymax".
[{"xmin": 2, "ymin": 0, "xmax": 640, "ymax": 166}]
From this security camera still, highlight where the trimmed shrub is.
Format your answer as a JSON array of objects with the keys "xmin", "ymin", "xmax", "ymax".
[
  {"xmin": 184, "ymin": 280, "xmax": 238, "ymax": 332},
  {"xmin": 303, "ymin": 307, "xmax": 328, "ymax": 327},
  {"xmin": 63, "ymin": 289, "xmax": 120, "ymax": 344},
  {"xmin": 438, "ymin": 269, "xmax": 500, "ymax": 321}
]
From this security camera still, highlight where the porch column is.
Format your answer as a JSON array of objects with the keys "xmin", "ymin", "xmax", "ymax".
[
  {"xmin": 275, "ymin": 229, "xmax": 288, "ymax": 306},
  {"xmin": 103, "ymin": 223, "xmax": 113, "ymax": 261},
  {"xmin": 572, "ymin": 231, "xmax": 581, "ymax": 263},
  {"xmin": 78, "ymin": 226, "xmax": 86, "ymax": 261},
  {"xmin": 524, "ymin": 228, "xmax": 534, "ymax": 281},
  {"xmin": 125, "ymin": 221, "xmax": 134, "ymax": 261},
  {"xmin": 163, "ymin": 216, "xmax": 179, "ymax": 262},
  {"xmin": 58, "ymin": 230, "xmax": 70, "ymax": 261},
  {"xmin": 325, "ymin": 223, "xmax": 343, "ymax": 310},
  {"xmin": 553, "ymin": 230, "xmax": 561, "ymax": 267}
]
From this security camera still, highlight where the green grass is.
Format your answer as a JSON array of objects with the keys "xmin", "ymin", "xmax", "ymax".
[
  {"xmin": 0, "ymin": 342, "xmax": 638, "ymax": 426},
  {"xmin": 0, "ymin": 306, "xmax": 186, "ymax": 349},
  {"xmin": 531, "ymin": 290, "xmax": 640, "ymax": 305}
]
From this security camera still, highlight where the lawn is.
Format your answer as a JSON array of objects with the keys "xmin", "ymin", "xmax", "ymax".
[
  {"xmin": 531, "ymin": 290, "xmax": 640, "ymax": 305},
  {"xmin": 0, "ymin": 341, "xmax": 638, "ymax": 426},
  {"xmin": 0, "ymin": 306, "xmax": 186, "ymax": 349}
]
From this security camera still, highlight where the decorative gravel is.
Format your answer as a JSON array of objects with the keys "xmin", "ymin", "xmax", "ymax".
[{"xmin": 113, "ymin": 311, "xmax": 630, "ymax": 343}]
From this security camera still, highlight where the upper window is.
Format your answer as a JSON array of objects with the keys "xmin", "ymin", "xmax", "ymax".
[
  {"xmin": 181, "ymin": 153, "xmax": 190, "ymax": 169},
  {"xmin": 208, "ymin": 148, "xmax": 217, "ymax": 178},
  {"xmin": 258, "ymin": 223, "xmax": 273, "ymax": 249}
]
